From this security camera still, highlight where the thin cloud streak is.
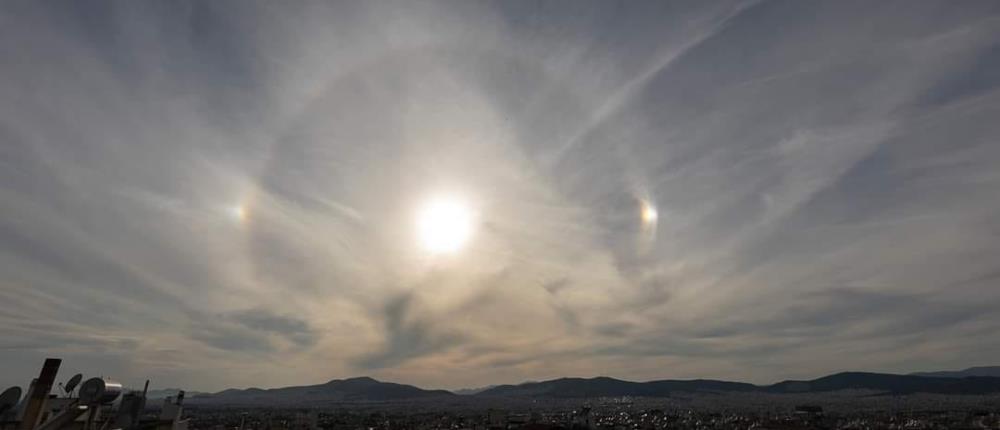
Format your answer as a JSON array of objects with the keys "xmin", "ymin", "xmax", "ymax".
[{"xmin": 1, "ymin": 1, "xmax": 999, "ymax": 391}]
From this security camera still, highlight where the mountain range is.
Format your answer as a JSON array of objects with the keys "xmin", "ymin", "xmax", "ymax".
[
  {"xmin": 190, "ymin": 377, "xmax": 454, "ymax": 405},
  {"xmin": 451, "ymin": 385, "xmax": 499, "ymax": 395},
  {"xmin": 475, "ymin": 373, "xmax": 1000, "ymax": 398},
  {"xmin": 188, "ymin": 369, "xmax": 1000, "ymax": 405},
  {"xmin": 910, "ymin": 366, "xmax": 1000, "ymax": 378},
  {"xmin": 145, "ymin": 388, "xmax": 208, "ymax": 399}
]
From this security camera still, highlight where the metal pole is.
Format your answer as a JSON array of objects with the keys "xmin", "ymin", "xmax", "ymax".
[{"xmin": 19, "ymin": 358, "xmax": 61, "ymax": 430}]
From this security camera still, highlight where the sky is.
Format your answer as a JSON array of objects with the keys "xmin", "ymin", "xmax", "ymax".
[{"xmin": 2, "ymin": 0, "xmax": 1000, "ymax": 392}]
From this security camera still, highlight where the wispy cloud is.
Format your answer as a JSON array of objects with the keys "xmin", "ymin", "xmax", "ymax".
[{"xmin": 1, "ymin": 0, "xmax": 999, "ymax": 391}]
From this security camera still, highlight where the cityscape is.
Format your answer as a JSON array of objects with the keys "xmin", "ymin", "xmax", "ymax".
[{"xmin": 4, "ymin": 358, "xmax": 1000, "ymax": 430}]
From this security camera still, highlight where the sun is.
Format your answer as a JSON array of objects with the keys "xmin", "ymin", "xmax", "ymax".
[{"xmin": 417, "ymin": 196, "xmax": 474, "ymax": 254}]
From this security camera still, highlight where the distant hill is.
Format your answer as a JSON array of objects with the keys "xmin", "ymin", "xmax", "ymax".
[
  {"xmin": 766, "ymin": 372, "xmax": 1000, "ymax": 395},
  {"xmin": 911, "ymin": 366, "xmax": 1000, "ymax": 378},
  {"xmin": 476, "ymin": 373, "xmax": 1000, "ymax": 398},
  {"xmin": 187, "ymin": 369, "xmax": 1000, "ymax": 404},
  {"xmin": 191, "ymin": 377, "xmax": 454, "ymax": 405},
  {"xmin": 477, "ymin": 376, "xmax": 756, "ymax": 398},
  {"xmin": 452, "ymin": 385, "xmax": 498, "ymax": 395},
  {"xmin": 145, "ymin": 388, "xmax": 207, "ymax": 399}
]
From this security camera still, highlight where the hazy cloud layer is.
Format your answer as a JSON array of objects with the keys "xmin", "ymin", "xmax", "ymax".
[{"xmin": 2, "ymin": 1, "xmax": 1000, "ymax": 391}]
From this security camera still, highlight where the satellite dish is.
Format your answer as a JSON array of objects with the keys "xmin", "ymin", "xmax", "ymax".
[
  {"xmin": 64, "ymin": 374, "xmax": 83, "ymax": 395},
  {"xmin": 0, "ymin": 386, "xmax": 22, "ymax": 415},
  {"xmin": 79, "ymin": 378, "xmax": 122, "ymax": 405}
]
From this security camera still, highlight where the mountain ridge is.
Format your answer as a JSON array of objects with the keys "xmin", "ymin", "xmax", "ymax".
[
  {"xmin": 190, "ymin": 376, "xmax": 455, "ymax": 405},
  {"xmin": 187, "ymin": 369, "xmax": 1000, "ymax": 404},
  {"xmin": 910, "ymin": 366, "xmax": 1000, "ymax": 378},
  {"xmin": 477, "ymin": 372, "xmax": 1000, "ymax": 398}
]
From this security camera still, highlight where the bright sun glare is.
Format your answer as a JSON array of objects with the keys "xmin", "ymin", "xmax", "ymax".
[{"xmin": 417, "ymin": 197, "xmax": 474, "ymax": 254}]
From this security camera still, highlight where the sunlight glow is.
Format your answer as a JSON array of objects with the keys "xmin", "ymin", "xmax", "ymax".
[
  {"xmin": 417, "ymin": 197, "xmax": 474, "ymax": 254},
  {"xmin": 229, "ymin": 205, "xmax": 247, "ymax": 222},
  {"xmin": 640, "ymin": 200, "xmax": 658, "ymax": 225}
]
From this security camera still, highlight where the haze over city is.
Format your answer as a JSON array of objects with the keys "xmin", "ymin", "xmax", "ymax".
[{"xmin": 2, "ymin": 0, "xmax": 1000, "ymax": 395}]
